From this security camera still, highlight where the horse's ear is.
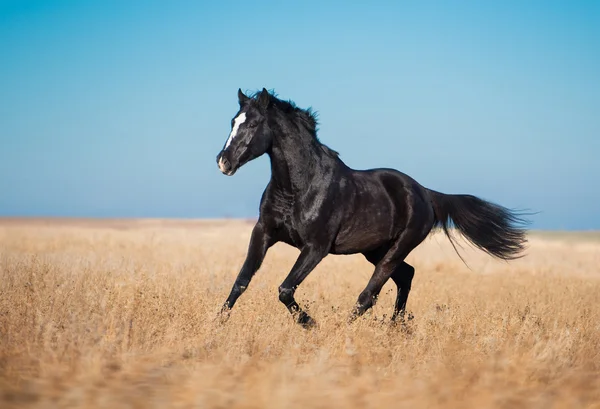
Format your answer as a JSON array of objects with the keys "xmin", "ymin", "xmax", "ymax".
[
  {"xmin": 238, "ymin": 88, "xmax": 249, "ymax": 105},
  {"xmin": 258, "ymin": 88, "xmax": 270, "ymax": 112}
]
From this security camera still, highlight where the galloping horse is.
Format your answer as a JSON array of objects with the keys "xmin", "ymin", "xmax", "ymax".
[{"xmin": 216, "ymin": 88, "xmax": 528, "ymax": 328}]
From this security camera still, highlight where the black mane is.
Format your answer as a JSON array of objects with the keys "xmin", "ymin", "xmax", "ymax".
[{"xmin": 247, "ymin": 89, "xmax": 340, "ymax": 158}]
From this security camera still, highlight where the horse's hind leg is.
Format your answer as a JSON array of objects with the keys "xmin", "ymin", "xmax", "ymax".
[
  {"xmin": 352, "ymin": 232, "xmax": 421, "ymax": 321},
  {"xmin": 363, "ymin": 249, "xmax": 415, "ymax": 322},
  {"xmin": 390, "ymin": 262, "xmax": 415, "ymax": 322}
]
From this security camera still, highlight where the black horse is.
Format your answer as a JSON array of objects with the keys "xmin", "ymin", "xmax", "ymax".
[{"xmin": 216, "ymin": 88, "xmax": 528, "ymax": 328}]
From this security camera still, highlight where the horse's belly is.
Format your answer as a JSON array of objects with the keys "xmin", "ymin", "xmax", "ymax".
[
  {"xmin": 331, "ymin": 235, "xmax": 391, "ymax": 254},
  {"xmin": 331, "ymin": 215, "xmax": 395, "ymax": 254}
]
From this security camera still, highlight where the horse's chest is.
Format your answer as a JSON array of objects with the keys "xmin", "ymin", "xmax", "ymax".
[
  {"xmin": 279, "ymin": 208, "xmax": 305, "ymax": 247},
  {"xmin": 265, "ymin": 196, "xmax": 302, "ymax": 247},
  {"xmin": 266, "ymin": 188, "xmax": 331, "ymax": 248}
]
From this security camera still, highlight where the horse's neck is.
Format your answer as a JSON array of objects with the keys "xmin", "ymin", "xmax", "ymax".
[{"xmin": 268, "ymin": 128, "xmax": 336, "ymax": 194}]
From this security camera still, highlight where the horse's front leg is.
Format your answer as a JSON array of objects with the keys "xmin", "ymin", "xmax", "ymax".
[
  {"xmin": 219, "ymin": 222, "xmax": 273, "ymax": 321},
  {"xmin": 278, "ymin": 244, "xmax": 328, "ymax": 329}
]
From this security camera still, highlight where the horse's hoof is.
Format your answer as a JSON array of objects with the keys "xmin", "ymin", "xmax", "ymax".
[
  {"xmin": 297, "ymin": 312, "xmax": 317, "ymax": 329},
  {"xmin": 300, "ymin": 317, "xmax": 317, "ymax": 329},
  {"xmin": 347, "ymin": 305, "xmax": 364, "ymax": 324},
  {"xmin": 390, "ymin": 314, "xmax": 415, "ymax": 334},
  {"xmin": 216, "ymin": 306, "xmax": 231, "ymax": 325}
]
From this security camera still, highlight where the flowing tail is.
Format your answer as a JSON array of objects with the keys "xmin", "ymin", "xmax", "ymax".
[{"xmin": 428, "ymin": 190, "xmax": 530, "ymax": 261}]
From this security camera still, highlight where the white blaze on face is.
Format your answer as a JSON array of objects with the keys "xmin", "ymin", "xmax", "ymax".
[{"xmin": 225, "ymin": 112, "xmax": 247, "ymax": 149}]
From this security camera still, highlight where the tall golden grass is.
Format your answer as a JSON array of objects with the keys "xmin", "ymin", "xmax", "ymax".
[{"xmin": 1, "ymin": 219, "xmax": 599, "ymax": 408}]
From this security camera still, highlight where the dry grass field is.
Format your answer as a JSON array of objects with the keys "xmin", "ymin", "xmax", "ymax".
[{"xmin": 1, "ymin": 218, "xmax": 599, "ymax": 408}]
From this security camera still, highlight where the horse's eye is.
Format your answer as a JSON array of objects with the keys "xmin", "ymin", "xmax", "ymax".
[{"xmin": 249, "ymin": 122, "xmax": 258, "ymax": 128}]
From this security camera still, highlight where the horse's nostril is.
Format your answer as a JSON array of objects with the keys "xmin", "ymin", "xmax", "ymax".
[
  {"xmin": 222, "ymin": 159, "xmax": 231, "ymax": 171},
  {"xmin": 218, "ymin": 156, "xmax": 232, "ymax": 173}
]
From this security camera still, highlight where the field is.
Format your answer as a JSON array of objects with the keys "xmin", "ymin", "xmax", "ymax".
[{"xmin": 1, "ymin": 219, "xmax": 599, "ymax": 408}]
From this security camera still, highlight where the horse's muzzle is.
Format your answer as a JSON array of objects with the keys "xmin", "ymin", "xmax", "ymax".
[{"xmin": 217, "ymin": 152, "xmax": 236, "ymax": 176}]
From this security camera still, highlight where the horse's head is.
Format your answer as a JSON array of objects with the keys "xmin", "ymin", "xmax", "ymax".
[{"xmin": 216, "ymin": 88, "xmax": 273, "ymax": 176}]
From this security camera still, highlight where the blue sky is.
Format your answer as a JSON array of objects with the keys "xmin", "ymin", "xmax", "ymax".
[{"xmin": 1, "ymin": 1, "xmax": 598, "ymax": 229}]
